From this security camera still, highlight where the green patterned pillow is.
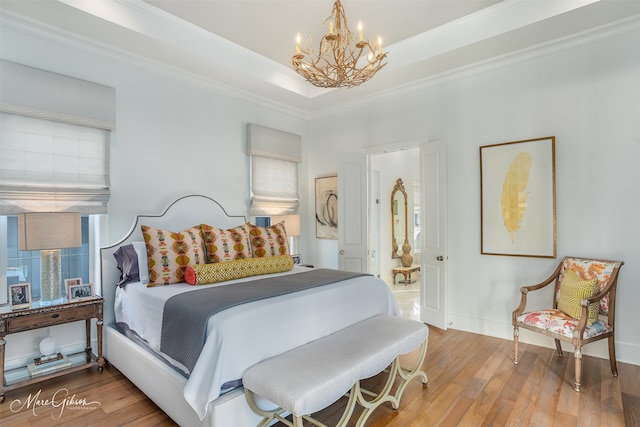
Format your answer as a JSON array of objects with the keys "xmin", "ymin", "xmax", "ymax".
[
  {"xmin": 185, "ymin": 254, "xmax": 294, "ymax": 285},
  {"xmin": 557, "ymin": 269, "xmax": 600, "ymax": 325}
]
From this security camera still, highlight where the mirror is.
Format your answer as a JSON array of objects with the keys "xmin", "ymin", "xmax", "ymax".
[{"xmin": 391, "ymin": 178, "xmax": 409, "ymax": 259}]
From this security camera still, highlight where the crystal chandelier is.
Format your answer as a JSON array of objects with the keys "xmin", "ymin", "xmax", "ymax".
[{"xmin": 292, "ymin": 0, "xmax": 387, "ymax": 88}]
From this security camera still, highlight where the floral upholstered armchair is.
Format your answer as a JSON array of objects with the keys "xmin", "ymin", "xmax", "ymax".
[{"xmin": 512, "ymin": 257, "xmax": 624, "ymax": 392}]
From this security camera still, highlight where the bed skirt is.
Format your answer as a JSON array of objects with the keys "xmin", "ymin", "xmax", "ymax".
[{"xmin": 104, "ymin": 325, "xmax": 273, "ymax": 427}]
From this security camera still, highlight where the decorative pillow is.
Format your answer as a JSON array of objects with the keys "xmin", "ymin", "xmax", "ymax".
[
  {"xmin": 557, "ymin": 269, "xmax": 600, "ymax": 325},
  {"xmin": 561, "ymin": 258, "xmax": 616, "ymax": 314},
  {"xmin": 185, "ymin": 254, "xmax": 294, "ymax": 285},
  {"xmin": 243, "ymin": 222, "xmax": 290, "ymax": 257},
  {"xmin": 200, "ymin": 224, "xmax": 252, "ymax": 263},
  {"xmin": 113, "ymin": 244, "xmax": 140, "ymax": 287},
  {"xmin": 141, "ymin": 225, "xmax": 206, "ymax": 286}
]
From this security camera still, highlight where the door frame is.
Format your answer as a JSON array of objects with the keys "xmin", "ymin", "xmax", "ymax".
[{"xmin": 363, "ymin": 138, "xmax": 447, "ymax": 329}]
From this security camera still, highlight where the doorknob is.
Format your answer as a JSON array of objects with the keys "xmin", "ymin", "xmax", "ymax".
[
  {"xmin": 340, "ymin": 250, "xmax": 345, "ymax": 255},
  {"xmin": 436, "ymin": 256, "xmax": 444, "ymax": 261}
]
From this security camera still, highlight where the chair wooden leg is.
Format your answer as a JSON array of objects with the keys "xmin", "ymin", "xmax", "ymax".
[
  {"xmin": 513, "ymin": 327, "xmax": 519, "ymax": 365},
  {"xmin": 608, "ymin": 335, "xmax": 618, "ymax": 377},
  {"xmin": 554, "ymin": 339, "xmax": 563, "ymax": 357},
  {"xmin": 574, "ymin": 348, "xmax": 582, "ymax": 392}
]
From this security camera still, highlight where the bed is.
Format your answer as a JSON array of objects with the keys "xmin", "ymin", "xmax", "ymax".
[{"xmin": 100, "ymin": 195, "xmax": 400, "ymax": 427}]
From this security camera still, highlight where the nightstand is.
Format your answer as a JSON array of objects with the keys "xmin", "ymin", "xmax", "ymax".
[{"xmin": 0, "ymin": 296, "xmax": 104, "ymax": 403}]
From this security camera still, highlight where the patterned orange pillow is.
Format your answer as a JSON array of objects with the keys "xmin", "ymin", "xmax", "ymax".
[
  {"xmin": 200, "ymin": 224, "xmax": 252, "ymax": 263},
  {"xmin": 243, "ymin": 222, "xmax": 289, "ymax": 257},
  {"xmin": 141, "ymin": 225, "xmax": 205, "ymax": 286}
]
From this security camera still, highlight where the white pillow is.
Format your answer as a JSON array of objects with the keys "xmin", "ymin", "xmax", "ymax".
[{"xmin": 132, "ymin": 241, "xmax": 149, "ymax": 285}]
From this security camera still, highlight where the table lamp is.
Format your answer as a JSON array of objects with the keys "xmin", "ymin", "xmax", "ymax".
[
  {"xmin": 18, "ymin": 212, "xmax": 81, "ymax": 304},
  {"xmin": 271, "ymin": 214, "xmax": 300, "ymax": 255}
]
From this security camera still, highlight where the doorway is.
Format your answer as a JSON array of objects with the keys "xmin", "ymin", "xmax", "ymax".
[
  {"xmin": 338, "ymin": 140, "xmax": 447, "ymax": 328},
  {"xmin": 370, "ymin": 148, "xmax": 421, "ymax": 321}
]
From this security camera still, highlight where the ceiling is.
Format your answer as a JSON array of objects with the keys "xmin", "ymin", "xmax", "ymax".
[{"xmin": 1, "ymin": 0, "xmax": 639, "ymax": 115}]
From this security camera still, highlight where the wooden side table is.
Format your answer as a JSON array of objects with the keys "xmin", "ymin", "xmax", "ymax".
[
  {"xmin": 392, "ymin": 265, "xmax": 421, "ymax": 285},
  {"xmin": 0, "ymin": 296, "xmax": 104, "ymax": 403}
]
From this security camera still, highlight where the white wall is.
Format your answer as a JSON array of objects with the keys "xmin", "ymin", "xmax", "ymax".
[
  {"xmin": 1, "ymin": 21, "xmax": 309, "ymax": 368},
  {"xmin": 2, "ymin": 17, "xmax": 639, "ymax": 369},
  {"xmin": 305, "ymin": 23, "xmax": 640, "ymax": 365}
]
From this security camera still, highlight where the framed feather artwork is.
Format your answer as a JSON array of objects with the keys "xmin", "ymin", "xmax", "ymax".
[{"xmin": 480, "ymin": 137, "xmax": 556, "ymax": 258}]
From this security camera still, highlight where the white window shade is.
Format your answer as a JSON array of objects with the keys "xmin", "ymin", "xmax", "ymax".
[
  {"xmin": 250, "ymin": 156, "xmax": 298, "ymax": 216},
  {"xmin": 247, "ymin": 123, "xmax": 301, "ymax": 216},
  {"xmin": 0, "ymin": 113, "xmax": 110, "ymax": 214}
]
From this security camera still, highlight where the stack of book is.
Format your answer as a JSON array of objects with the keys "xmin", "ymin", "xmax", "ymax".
[{"xmin": 27, "ymin": 353, "xmax": 72, "ymax": 378}]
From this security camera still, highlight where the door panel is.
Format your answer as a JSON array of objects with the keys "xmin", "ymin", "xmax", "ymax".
[
  {"xmin": 420, "ymin": 140, "xmax": 447, "ymax": 329},
  {"xmin": 338, "ymin": 156, "xmax": 368, "ymax": 273}
]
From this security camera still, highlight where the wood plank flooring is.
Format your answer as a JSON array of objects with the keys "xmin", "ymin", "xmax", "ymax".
[{"xmin": 1, "ymin": 328, "xmax": 638, "ymax": 426}]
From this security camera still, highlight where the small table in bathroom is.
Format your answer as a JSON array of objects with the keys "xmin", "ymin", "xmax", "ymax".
[{"xmin": 392, "ymin": 265, "xmax": 420, "ymax": 285}]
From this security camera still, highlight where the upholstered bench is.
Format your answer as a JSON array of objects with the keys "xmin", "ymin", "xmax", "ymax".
[{"xmin": 243, "ymin": 314, "xmax": 428, "ymax": 427}]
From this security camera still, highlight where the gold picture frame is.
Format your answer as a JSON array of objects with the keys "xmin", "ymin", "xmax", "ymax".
[
  {"xmin": 480, "ymin": 136, "xmax": 556, "ymax": 258},
  {"xmin": 315, "ymin": 175, "xmax": 338, "ymax": 239}
]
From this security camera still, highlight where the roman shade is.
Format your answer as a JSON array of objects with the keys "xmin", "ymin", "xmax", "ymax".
[
  {"xmin": 0, "ymin": 61, "xmax": 114, "ymax": 214},
  {"xmin": 247, "ymin": 124, "xmax": 301, "ymax": 216}
]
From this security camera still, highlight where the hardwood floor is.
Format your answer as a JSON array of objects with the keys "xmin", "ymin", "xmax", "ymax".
[{"xmin": 1, "ymin": 328, "xmax": 638, "ymax": 426}]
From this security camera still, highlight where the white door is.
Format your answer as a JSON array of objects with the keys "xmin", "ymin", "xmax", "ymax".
[
  {"xmin": 420, "ymin": 140, "xmax": 448, "ymax": 329},
  {"xmin": 369, "ymin": 170, "xmax": 381, "ymax": 277},
  {"xmin": 338, "ymin": 156, "xmax": 368, "ymax": 272}
]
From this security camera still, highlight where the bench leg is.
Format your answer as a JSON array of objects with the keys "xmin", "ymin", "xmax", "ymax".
[
  {"xmin": 393, "ymin": 337, "xmax": 429, "ymax": 405},
  {"xmin": 244, "ymin": 388, "xmax": 293, "ymax": 427},
  {"xmin": 353, "ymin": 361, "xmax": 401, "ymax": 427},
  {"xmin": 352, "ymin": 337, "xmax": 429, "ymax": 427}
]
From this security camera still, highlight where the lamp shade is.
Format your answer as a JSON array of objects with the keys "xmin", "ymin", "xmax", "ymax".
[
  {"xmin": 271, "ymin": 214, "xmax": 300, "ymax": 237},
  {"xmin": 18, "ymin": 212, "xmax": 81, "ymax": 250}
]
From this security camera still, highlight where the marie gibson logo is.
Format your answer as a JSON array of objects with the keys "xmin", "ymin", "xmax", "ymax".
[{"xmin": 10, "ymin": 388, "xmax": 101, "ymax": 419}]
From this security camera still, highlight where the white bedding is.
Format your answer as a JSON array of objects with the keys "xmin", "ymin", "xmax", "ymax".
[{"xmin": 114, "ymin": 265, "xmax": 399, "ymax": 420}]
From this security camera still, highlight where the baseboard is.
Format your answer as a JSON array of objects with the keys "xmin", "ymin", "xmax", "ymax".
[{"xmin": 446, "ymin": 313, "xmax": 640, "ymax": 366}]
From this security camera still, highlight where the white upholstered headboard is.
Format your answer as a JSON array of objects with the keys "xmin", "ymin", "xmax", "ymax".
[{"xmin": 99, "ymin": 195, "xmax": 247, "ymax": 326}]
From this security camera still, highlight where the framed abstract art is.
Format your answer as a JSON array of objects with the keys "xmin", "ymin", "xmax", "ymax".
[{"xmin": 315, "ymin": 175, "xmax": 338, "ymax": 239}]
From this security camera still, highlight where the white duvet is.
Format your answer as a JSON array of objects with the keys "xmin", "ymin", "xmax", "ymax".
[{"xmin": 114, "ymin": 266, "xmax": 400, "ymax": 420}]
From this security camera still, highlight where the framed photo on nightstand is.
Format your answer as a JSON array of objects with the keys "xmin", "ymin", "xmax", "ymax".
[
  {"xmin": 9, "ymin": 283, "xmax": 31, "ymax": 309},
  {"xmin": 65, "ymin": 278, "xmax": 82, "ymax": 300},
  {"xmin": 69, "ymin": 283, "xmax": 93, "ymax": 300}
]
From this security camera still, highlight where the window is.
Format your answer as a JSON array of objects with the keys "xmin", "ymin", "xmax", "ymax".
[
  {"xmin": 2, "ymin": 216, "xmax": 91, "ymax": 301},
  {"xmin": 250, "ymin": 156, "xmax": 299, "ymax": 215},
  {"xmin": 0, "ymin": 113, "xmax": 110, "ymax": 214},
  {"xmin": 0, "ymin": 61, "xmax": 114, "ymax": 304},
  {"xmin": 246, "ymin": 123, "xmax": 301, "ymax": 216}
]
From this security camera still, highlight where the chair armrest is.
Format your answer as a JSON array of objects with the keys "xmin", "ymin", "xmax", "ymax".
[
  {"xmin": 572, "ymin": 300, "xmax": 594, "ymax": 345},
  {"xmin": 512, "ymin": 261, "xmax": 565, "ymax": 323}
]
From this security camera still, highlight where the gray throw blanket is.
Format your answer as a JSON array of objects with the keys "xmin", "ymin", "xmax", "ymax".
[{"xmin": 160, "ymin": 268, "xmax": 370, "ymax": 373}]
